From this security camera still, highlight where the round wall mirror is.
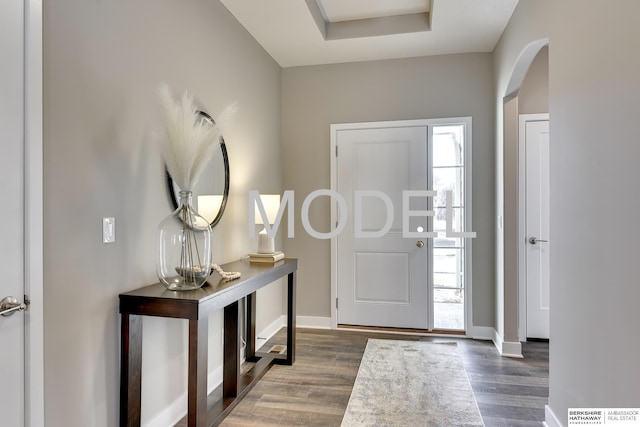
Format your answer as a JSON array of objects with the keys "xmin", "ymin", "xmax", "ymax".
[{"xmin": 165, "ymin": 111, "xmax": 230, "ymax": 227}]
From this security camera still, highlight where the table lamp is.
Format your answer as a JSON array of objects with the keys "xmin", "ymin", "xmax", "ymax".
[{"xmin": 255, "ymin": 194, "xmax": 280, "ymax": 254}]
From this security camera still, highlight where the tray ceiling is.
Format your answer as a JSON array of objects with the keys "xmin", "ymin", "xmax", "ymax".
[{"xmin": 220, "ymin": 0, "xmax": 519, "ymax": 67}]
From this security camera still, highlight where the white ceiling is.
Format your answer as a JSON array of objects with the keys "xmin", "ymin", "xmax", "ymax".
[{"xmin": 220, "ymin": 0, "xmax": 519, "ymax": 68}]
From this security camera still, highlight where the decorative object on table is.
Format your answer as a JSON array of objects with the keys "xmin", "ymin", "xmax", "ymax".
[
  {"xmin": 156, "ymin": 84, "xmax": 239, "ymax": 290},
  {"xmin": 165, "ymin": 109, "xmax": 230, "ymax": 228},
  {"xmin": 253, "ymin": 194, "xmax": 282, "ymax": 254},
  {"xmin": 211, "ymin": 263, "xmax": 241, "ymax": 281},
  {"xmin": 249, "ymin": 251, "xmax": 285, "ymax": 263},
  {"xmin": 157, "ymin": 190, "xmax": 212, "ymax": 290}
]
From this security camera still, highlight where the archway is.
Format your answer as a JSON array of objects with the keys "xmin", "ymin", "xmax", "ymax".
[{"xmin": 502, "ymin": 38, "xmax": 549, "ymax": 349}]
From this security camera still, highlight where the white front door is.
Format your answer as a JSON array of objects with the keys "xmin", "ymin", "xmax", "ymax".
[
  {"xmin": 335, "ymin": 125, "xmax": 429, "ymax": 329},
  {"xmin": 0, "ymin": 0, "xmax": 26, "ymax": 425},
  {"xmin": 524, "ymin": 119, "xmax": 550, "ymax": 339}
]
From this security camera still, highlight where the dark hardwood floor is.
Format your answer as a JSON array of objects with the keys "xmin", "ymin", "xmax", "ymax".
[{"xmin": 205, "ymin": 328, "xmax": 548, "ymax": 426}]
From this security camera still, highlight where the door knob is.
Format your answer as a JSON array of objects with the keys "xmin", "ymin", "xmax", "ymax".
[
  {"xmin": 528, "ymin": 237, "xmax": 548, "ymax": 245},
  {"xmin": 416, "ymin": 240, "xmax": 424, "ymax": 248},
  {"xmin": 0, "ymin": 296, "xmax": 27, "ymax": 317}
]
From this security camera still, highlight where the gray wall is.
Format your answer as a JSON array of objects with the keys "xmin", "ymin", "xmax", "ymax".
[
  {"xmin": 495, "ymin": 0, "xmax": 640, "ymax": 423},
  {"xmin": 519, "ymin": 46, "xmax": 549, "ymax": 114},
  {"xmin": 500, "ymin": 96, "xmax": 519, "ymax": 341},
  {"xmin": 43, "ymin": 1, "xmax": 282, "ymax": 425},
  {"xmin": 548, "ymin": 0, "xmax": 640, "ymax": 418},
  {"xmin": 281, "ymin": 53, "xmax": 496, "ymax": 327}
]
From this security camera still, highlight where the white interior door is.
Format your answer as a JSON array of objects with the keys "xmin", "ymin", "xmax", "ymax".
[
  {"xmin": 0, "ymin": 0, "xmax": 26, "ymax": 425},
  {"xmin": 525, "ymin": 119, "xmax": 550, "ymax": 339},
  {"xmin": 336, "ymin": 125, "xmax": 429, "ymax": 329}
]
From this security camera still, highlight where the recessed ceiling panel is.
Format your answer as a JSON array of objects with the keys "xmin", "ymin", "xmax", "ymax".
[
  {"xmin": 318, "ymin": 0, "xmax": 431, "ymax": 23},
  {"xmin": 219, "ymin": 0, "xmax": 520, "ymax": 67}
]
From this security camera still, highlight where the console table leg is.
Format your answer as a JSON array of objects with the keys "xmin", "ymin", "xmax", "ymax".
[
  {"xmin": 286, "ymin": 271, "xmax": 297, "ymax": 365},
  {"xmin": 187, "ymin": 317, "xmax": 208, "ymax": 427},
  {"xmin": 120, "ymin": 313, "xmax": 142, "ymax": 426},
  {"xmin": 245, "ymin": 293, "xmax": 256, "ymax": 361},
  {"xmin": 224, "ymin": 300, "xmax": 241, "ymax": 398}
]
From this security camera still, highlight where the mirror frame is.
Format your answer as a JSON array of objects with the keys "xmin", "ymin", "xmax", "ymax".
[{"xmin": 165, "ymin": 110, "xmax": 230, "ymax": 227}]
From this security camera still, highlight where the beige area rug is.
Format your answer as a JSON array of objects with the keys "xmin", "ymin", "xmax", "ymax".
[{"xmin": 341, "ymin": 339, "xmax": 484, "ymax": 427}]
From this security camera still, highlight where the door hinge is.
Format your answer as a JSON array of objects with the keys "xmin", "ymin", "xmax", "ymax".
[
  {"xmin": 335, "ymin": 298, "xmax": 338, "ymax": 309},
  {"xmin": 335, "ymin": 145, "xmax": 338, "ymax": 157}
]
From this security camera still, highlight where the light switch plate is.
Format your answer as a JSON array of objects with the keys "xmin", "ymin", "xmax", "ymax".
[{"xmin": 103, "ymin": 217, "xmax": 115, "ymax": 243}]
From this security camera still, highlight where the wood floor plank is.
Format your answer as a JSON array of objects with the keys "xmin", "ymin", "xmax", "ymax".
[
  {"xmin": 471, "ymin": 381, "xmax": 549, "ymax": 398},
  {"xmin": 483, "ymin": 416, "xmax": 545, "ymax": 427},
  {"xmin": 477, "ymin": 402, "xmax": 546, "ymax": 422},
  {"xmin": 255, "ymin": 393, "xmax": 347, "ymax": 416},
  {"xmin": 474, "ymin": 392, "xmax": 548, "ymax": 409},
  {"xmin": 468, "ymin": 372, "xmax": 549, "ymax": 387}
]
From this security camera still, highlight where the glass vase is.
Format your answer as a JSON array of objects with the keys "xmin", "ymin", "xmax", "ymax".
[{"xmin": 157, "ymin": 191, "xmax": 212, "ymax": 291}]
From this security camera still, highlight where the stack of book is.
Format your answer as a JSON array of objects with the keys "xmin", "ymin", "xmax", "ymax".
[{"xmin": 249, "ymin": 251, "xmax": 285, "ymax": 263}]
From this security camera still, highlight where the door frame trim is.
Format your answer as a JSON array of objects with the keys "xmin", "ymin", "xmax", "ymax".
[
  {"xmin": 517, "ymin": 113, "xmax": 549, "ymax": 342},
  {"xmin": 24, "ymin": 0, "xmax": 44, "ymax": 425},
  {"xmin": 330, "ymin": 118, "xmax": 473, "ymax": 333}
]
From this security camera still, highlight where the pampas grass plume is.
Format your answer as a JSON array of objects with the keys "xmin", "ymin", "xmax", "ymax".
[{"xmin": 158, "ymin": 84, "xmax": 237, "ymax": 191}]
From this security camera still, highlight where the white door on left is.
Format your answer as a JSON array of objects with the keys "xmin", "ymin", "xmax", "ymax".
[{"xmin": 0, "ymin": 0, "xmax": 26, "ymax": 425}]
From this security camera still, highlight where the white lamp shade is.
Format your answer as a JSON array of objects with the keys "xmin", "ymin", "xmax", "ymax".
[{"xmin": 255, "ymin": 194, "xmax": 280, "ymax": 225}]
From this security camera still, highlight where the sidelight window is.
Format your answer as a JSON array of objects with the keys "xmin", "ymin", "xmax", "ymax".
[{"xmin": 431, "ymin": 122, "xmax": 471, "ymax": 331}]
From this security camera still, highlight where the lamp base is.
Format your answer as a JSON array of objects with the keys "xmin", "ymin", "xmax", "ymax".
[{"xmin": 257, "ymin": 233, "xmax": 275, "ymax": 254}]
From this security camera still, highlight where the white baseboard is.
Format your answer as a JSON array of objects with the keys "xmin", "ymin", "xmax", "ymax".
[
  {"xmin": 467, "ymin": 325, "xmax": 494, "ymax": 340},
  {"xmin": 470, "ymin": 327, "xmax": 524, "ymax": 358},
  {"xmin": 501, "ymin": 340, "xmax": 523, "ymax": 358},
  {"xmin": 492, "ymin": 329, "xmax": 523, "ymax": 358},
  {"xmin": 543, "ymin": 404, "xmax": 563, "ymax": 427},
  {"xmin": 492, "ymin": 328, "xmax": 503, "ymax": 353},
  {"xmin": 143, "ymin": 366, "xmax": 223, "ymax": 427},
  {"xmin": 297, "ymin": 315, "xmax": 331, "ymax": 329},
  {"xmin": 143, "ymin": 393, "xmax": 186, "ymax": 427}
]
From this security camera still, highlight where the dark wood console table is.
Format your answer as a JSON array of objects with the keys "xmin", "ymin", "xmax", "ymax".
[{"xmin": 119, "ymin": 258, "xmax": 297, "ymax": 427}]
